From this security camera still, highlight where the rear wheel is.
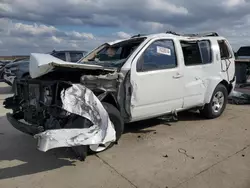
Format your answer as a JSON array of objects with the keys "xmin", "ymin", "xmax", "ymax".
[
  {"xmin": 200, "ymin": 84, "xmax": 228, "ymax": 119},
  {"xmin": 72, "ymin": 102, "xmax": 124, "ymax": 159}
]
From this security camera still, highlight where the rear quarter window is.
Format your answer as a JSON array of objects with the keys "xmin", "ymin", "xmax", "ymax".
[{"xmin": 218, "ymin": 40, "xmax": 232, "ymax": 59}]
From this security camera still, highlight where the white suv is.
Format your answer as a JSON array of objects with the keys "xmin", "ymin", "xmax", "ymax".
[{"xmin": 4, "ymin": 31, "xmax": 236, "ymax": 160}]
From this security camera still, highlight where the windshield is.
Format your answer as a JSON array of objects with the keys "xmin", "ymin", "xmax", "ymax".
[
  {"xmin": 81, "ymin": 37, "xmax": 146, "ymax": 68},
  {"xmin": 237, "ymin": 47, "xmax": 250, "ymax": 56}
]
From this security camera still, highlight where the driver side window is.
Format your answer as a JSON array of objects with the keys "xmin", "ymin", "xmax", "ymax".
[{"xmin": 137, "ymin": 39, "xmax": 177, "ymax": 72}]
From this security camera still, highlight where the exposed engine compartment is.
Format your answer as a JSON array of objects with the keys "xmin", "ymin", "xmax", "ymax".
[
  {"xmin": 6, "ymin": 79, "xmax": 71, "ymax": 133},
  {"xmin": 4, "ymin": 68, "xmax": 124, "ymax": 135}
]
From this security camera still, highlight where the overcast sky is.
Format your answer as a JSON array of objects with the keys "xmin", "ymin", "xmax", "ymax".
[{"xmin": 1, "ymin": 0, "xmax": 250, "ymax": 55}]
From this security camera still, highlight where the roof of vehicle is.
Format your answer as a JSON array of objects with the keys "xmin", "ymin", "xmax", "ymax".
[
  {"xmin": 107, "ymin": 31, "xmax": 227, "ymax": 46},
  {"xmin": 5, "ymin": 59, "xmax": 29, "ymax": 68},
  {"xmin": 51, "ymin": 50, "xmax": 87, "ymax": 53},
  {"xmin": 238, "ymin": 46, "xmax": 250, "ymax": 49}
]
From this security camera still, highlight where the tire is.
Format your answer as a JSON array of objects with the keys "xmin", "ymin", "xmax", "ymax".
[
  {"xmin": 200, "ymin": 84, "xmax": 228, "ymax": 119},
  {"xmin": 72, "ymin": 102, "xmax": 124, "ymax": 158},
  {"xmin": 89, "ymin": 102, "xmax": 124, "ymax": 153}
]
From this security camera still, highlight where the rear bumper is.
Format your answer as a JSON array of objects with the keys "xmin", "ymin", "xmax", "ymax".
[{"xmin": 6, "ymin": 113, "xmax": 44, "ymax": 136}]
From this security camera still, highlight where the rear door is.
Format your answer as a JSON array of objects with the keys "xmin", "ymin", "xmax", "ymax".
[
  {"xmin": 130, "ymin": 38, "xmax": 184, "ymax": 121},
  {"xmin": 180, "ymin": 40, "xmax": 214, "ymax": 108}
]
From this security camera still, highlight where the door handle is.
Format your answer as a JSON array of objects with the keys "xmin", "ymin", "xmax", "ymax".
[{"xmin": 173, "ymin": 73, "xmax": 183, "ymax": 79}]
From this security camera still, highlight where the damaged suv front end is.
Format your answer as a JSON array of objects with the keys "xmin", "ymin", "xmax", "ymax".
[
  {"xmin": 4, "ymin": 36, "xmax": 146, "ymax": 158},
  {"xmin": 4, "ymin": 69, "xmax": 118, "ymax": 153}
]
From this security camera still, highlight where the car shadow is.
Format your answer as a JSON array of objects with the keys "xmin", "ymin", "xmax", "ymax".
[
  {"xmin": 0, "ymin": 116, "xmax": 78, "ymax": 180},
  {"xmin": 0, "ymin": 111, "xmax": 205, "ymax": 180},
  {"xmin": 124, "ymin": 110, "xmax": 206, "ymax": 134}
]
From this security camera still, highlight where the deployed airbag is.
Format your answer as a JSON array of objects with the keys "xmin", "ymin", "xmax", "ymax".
[{"xmin": 34, "ymin": 84, "xmax": 116, "ymax": 152}]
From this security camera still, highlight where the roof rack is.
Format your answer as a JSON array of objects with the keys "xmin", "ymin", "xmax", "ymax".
[
  {"xmin": 166, "ymin": 31, "xmax": 180, "ymax": 36},
  {"xmin": 183, "ymin": 32, "xmax": 219, "ymax": 37},
  {"xmin": 131, "ymin": 34, "xmax": 147, "ymax": 38},
  {"xmin": 165, "ymin": 31, "xmax": 219, "ymax": 37}
]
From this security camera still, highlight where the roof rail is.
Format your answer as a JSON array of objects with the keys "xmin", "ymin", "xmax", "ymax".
[
  {"xmin": 131, "ymin": 34, "xmax": 146, "ymax": 38},
  {"xmin": 183, "ymin": 32, "xmax": 219, "ymax": 37},
  {"xmin": 165, "ymin": 31, "xmax": 219, "ymax": 37},
  {"xmin": 166, "ymin": 31, "xmax": 180, "ymax": 35}
]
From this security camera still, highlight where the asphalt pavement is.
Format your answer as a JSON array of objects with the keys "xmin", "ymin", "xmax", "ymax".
[{"xmin": 1, "ymin": 82, "xmax": 250, "ymax": 188}]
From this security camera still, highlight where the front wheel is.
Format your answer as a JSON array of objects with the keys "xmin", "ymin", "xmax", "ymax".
[
  {"xmin": 200, "ymin": 84, "xmax": 228, "ymax": 119},
  {"xmin": 72, "ymin": 102, "xmax": 124, "ymax": 159},
  {"xmin": 89, "ymin": 103, "xmax": 124, "ymax": 153}
]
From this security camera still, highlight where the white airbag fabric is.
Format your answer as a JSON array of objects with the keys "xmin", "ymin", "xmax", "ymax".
[{"xmin": 34, "ymin": 84, "xmax": 116, "ymax": 152}]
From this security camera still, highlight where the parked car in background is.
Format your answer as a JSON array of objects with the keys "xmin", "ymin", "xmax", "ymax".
[
  {"xmin": 50, "ymin": 50, "xmax": 87, "ymax": 62},
  {"xmin": 4, "ymin": 31, "xmax": 236, "ymax": 160},
  {"xmin": 3, "ymin": 50, "xmax": 87, "ymax": 86},
  {"xmin": 235, "ymin": 46, "xmax": 250, "ymax": 84},
  {"xmin": 0, "ymin": 60, "xmax": 13, "ymax": 79},
  {"xmin": 0, "ymin": 61, "xmax": 6, "ymax": 79},
  {"xmin": 3, "ymin": 58, "xmax": 30, "ymax": 85}
]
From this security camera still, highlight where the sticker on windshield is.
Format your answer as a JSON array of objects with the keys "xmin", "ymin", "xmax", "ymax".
[{"xmin": 156, "ymin": 46, "xmax": 171, "ymax": 56}]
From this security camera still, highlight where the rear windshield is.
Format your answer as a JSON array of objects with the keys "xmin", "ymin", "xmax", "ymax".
[{"xmin": 237, "ymin": 47, "xmax": 250, "ymax": 56}]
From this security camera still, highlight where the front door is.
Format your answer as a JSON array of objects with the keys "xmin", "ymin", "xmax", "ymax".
[{"xmin": 130, "ymin": 39, "xmax": 184, "ymax": 122}]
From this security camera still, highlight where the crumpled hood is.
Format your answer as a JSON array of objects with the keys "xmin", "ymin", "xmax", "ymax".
[{"xmin": 29, "ymin": 53, "xmax": 115, "ymax": 78}]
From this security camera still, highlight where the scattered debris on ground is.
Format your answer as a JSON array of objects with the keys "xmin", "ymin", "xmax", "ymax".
[
  {"xmin": 178, "ymin": 148, "xmax": 195, "ymax": 159},
  {"xmin": 163, "ymin": 154, "xmax": 169, "ymax": 158},
  {"xmin": 159, "ymin": 112, "xmax": 179, "ymax": 124}
]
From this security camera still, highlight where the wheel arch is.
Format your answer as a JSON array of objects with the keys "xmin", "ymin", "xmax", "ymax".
[
  {"xmin": 220, "ymin": 80, "xmax": 233, "ymax": 95},
  {"xmin": 204, "ymin": 78, "xmax": 231, "ymax": 104},
  {"xmin": 99, "ymin": 92, "xmax": 119, "ymax": 109}
]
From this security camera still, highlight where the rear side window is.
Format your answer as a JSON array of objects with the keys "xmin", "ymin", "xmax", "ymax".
[
  {"xmin": 70, "ymin": 52, "xmax": 83, "ymax": 62},
  {"xmin": 181, "ymin": 40, "xmax": 212, "ymax": 66},
  {"xmin": 137, "ymin": 39, "xmax": 177, "ymax": 72},
  {"xmin": 218, "ymin": 40, "xmax": 231, "ymax": 59},
  {"xmin": 199, "ymin": 41, "xmax": 212, "ymax": 64}
]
